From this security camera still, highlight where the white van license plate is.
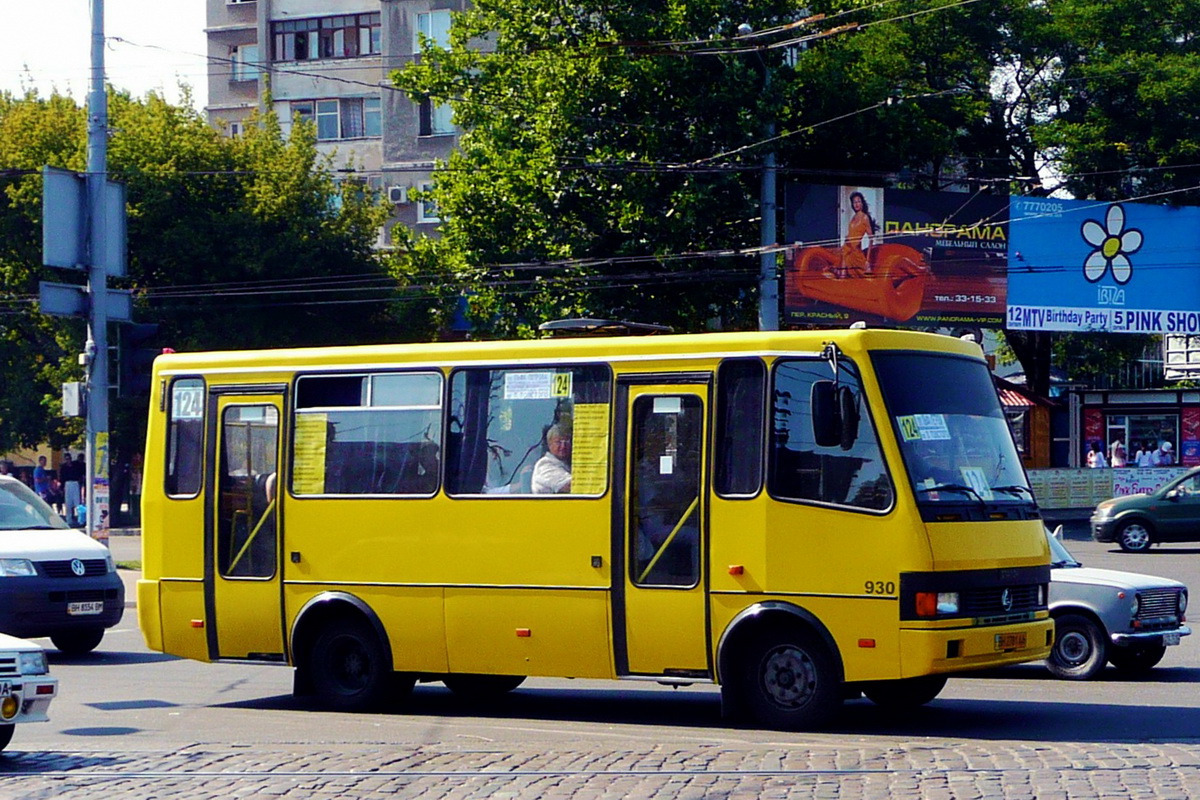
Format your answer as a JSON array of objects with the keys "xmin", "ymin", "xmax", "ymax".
[
  {"xmin": 1164, "ymin": 632, "xmax": 1182, "ymax": 646},
  {"xmin": 68, "ymin": 601, "xmax": 103, "ymax": 616}
]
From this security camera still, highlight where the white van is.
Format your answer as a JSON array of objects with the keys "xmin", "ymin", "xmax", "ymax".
[{"xmin": 0, "ymin": 475, "xmax": 124, "ymax": 653}]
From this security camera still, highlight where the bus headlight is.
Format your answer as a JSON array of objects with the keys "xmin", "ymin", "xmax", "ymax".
[
  {"xmin": 937, "ymin": 592, "xmax": 960, "ymax": 615},
  {"xmin": 916, "ymin": 591, "xmax": 960, "ymax": 617},
  {"xmin": 0, "ymin": 559, "xmax": 35, "ymax": 577}
]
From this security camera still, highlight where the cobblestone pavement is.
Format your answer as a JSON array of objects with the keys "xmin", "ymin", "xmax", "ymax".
[{"xmin": 6, "ymin": 739, "xmax": 1200, "ymax": 799}]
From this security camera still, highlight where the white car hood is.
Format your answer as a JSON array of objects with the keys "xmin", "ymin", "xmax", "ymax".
[
  {"xmin": 1053, "ymin": 564, "xmax": 1185, "ymax": 592},
  {"xmin": 0, "ymin": 528, "xmax": 111, "ymax": 562},
  {"xmin": 0, "ymin": 631, "xmax": 45, "ymax": 652}
]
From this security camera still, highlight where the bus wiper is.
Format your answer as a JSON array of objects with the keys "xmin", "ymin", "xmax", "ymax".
[
  {"xmin": 992, "ymin": 485, "xmax": 1034, "ymax": 498},
  {"xmin": 916, "ymin": 483, "xmax": 985, "ymax": 503}
]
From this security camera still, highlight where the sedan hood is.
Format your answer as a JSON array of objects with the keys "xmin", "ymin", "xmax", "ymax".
[
  {"xmin": 0, "ymin": 528, "xmax": 111, "ymax": 562},
  {"xmin": 1052, "ymin": 564, "xmax": 1185, "ymax": 592},
  {"xmin": 0, "ymin": 632, "xmax": 44, "ymax": 652}
]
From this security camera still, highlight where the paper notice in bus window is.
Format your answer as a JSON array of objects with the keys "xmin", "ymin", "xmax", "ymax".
[
  {"xmin": 959, "ymin": 466, "xmax": 994, "ymax": 501},
  {"xmin": 571, "ymin": 403, "xmax": 609, "ymax": 494},
  {"xmin": 899, "ymin": 415, "xmax": 952, "ymax": 441},
  {"xmin": 293, "ymin": 413, "xmax": 328, "ymax": 495},
  {"xmin": 504, "ymin": 372, "xmax": 554, "ymax": 400}
]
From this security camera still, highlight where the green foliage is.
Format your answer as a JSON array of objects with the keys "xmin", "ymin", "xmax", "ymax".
[{"xmin": 0, "ymin": 88, "xmax": 436, "ymax": 457}]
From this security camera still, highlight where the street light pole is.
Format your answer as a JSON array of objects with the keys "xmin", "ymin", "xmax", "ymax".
[{"xmin": 86, "ymin": 0, "xmax": 111, "ymax": 539}]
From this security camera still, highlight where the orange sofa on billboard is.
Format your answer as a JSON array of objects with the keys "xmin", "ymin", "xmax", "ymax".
[{"xmin": 785, "ymin": 242, "xmax": 932, "ymax": 322}]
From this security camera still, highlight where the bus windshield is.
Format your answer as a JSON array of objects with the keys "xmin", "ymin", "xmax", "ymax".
[{"xmin": 872, "ymin": 352, "xmax": 1033, "ymax": 510}]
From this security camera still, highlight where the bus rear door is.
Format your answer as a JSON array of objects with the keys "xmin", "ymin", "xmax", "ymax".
[
  {"xmin": 614, "ymin": 379, "xmax": 710, "ymax": 678},
  {"xmin": 207, "ymin": 391, "xmax": 285, "ymax": 661}
]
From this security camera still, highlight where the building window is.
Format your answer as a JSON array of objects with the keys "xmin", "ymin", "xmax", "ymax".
[
  {"xmin": 272, "ymin": 13, "xmax": 381, "ymax": 62},
  {"xmin": 230, "ymin": 44, "xmax": 260, "ymax": 82},
  {"xmin": 417, "ymin": 182, "xmax": 440, "ymax": 223},
  {"xmin": 291, "ymin": 97, "xmax": 381, "ymax": 141},
  {"xmin": 418, "ymin": 96, "xmax": 454, "ymax": 137},
  {"xmin": 416, "ymin": 10, "xmax": 451, "ymax": 49}
]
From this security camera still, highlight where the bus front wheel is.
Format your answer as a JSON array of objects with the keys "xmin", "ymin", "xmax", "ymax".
[
  {"xmin": 729, "ymin": 629, "xmax": 841, "ymax": 730},
  {"xmin": 309, "ymin": 620, "xmax": 393, "ymax": 712}
]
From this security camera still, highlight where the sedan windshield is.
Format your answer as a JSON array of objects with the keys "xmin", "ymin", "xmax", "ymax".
[
  {"xmin": 873, "ymin": 351, "xmax": 1034, "ymax": 512},
  {"xmin": 0, "ymin": 479, "xmax": 69, "ymax": 531},
  {"xmin": 1046, "ymin": 528, "xmax": 1080, "ymax": 567}
]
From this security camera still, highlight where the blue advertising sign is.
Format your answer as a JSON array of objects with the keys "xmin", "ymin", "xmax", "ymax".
[{"xmin": 1007, "ymin": 197, "xmax": 1200, "ymax": 333}]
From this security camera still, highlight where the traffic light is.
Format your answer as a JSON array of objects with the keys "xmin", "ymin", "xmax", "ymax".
[{"xmin": 119, "ymin": 322, "xmax": 160, "ymax": 397}]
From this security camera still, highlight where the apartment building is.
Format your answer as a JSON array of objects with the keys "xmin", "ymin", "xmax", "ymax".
[{"xmin": 205, "ymin": 0, "xmax": 467, "ymax": 236}]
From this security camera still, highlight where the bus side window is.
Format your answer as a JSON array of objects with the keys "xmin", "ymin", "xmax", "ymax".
[
  {"xmin": 166, "ymin": 377, "xmax": 205, "ymax": 497},
  {"xmin": 714, "ymin": 358, "xmax": 765, "ymax": 497},
  {"xmin": 769, "ymin": 359, "xmax": 893, "ymax": 511},
  {"xmin": 292, "ymin": 371, "xmax": 443, "ymax": 497},
  {"xmin": 446, "ymin": 365, "xmax": 611, "ymax": 496}
]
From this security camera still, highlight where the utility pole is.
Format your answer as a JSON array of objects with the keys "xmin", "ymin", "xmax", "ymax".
[
  {"xmin": 86, "ymin": 0, "xmax": 111, "ymax": 539},
  {"xmin": 739, "ymin": 22, "xmax": 779, "ymax": 332},
  {"xmin": 759, "ymin": 112, "xmax": 778, "ymax": 331}
]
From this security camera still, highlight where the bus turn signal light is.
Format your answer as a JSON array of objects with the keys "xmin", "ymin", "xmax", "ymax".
[
  {"xmin": 516, "ymin": 628, "xmax": 531, "ymax": 637},
  {"xmin": 915, "ymin": 592, "xmax": 938, "ymax": 617},
  {"xmin": 191, "ymin": 620, "xmax": 205, "ymax": 628},
  {"xmin": 728, "ymin": 565, "xmax": 744, "ymax": 575}
]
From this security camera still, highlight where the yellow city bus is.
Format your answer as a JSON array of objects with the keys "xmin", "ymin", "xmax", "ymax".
[{"xmin": 137, "ymin": 326, "xmax": 1053, "ymax": 729}]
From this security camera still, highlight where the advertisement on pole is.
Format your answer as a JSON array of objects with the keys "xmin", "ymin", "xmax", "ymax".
[
  {"xmin": 782, "ymin": 184, "xmax": 1009, "ymax": 327},
  {"xmin": 1007, "ymin": 196, "xmax": 1200, "ymax": 333}
]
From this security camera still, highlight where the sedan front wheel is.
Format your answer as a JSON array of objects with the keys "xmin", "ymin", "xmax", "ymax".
[
  {"xmin": 1047, "ymin": 613, "xmax": 1107, "ymax": 680},
  {"xmin": 1116, "ymin": 520, "xmax": 1153, "ymax": 553}
]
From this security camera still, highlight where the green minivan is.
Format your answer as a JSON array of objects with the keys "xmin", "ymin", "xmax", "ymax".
[{"xmin": 1092, "ymin": 466, "xmax": 1200, "ymax": 552}]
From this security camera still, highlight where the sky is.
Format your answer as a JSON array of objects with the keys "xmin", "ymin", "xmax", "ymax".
[{"xmin": 0, "ymin": 0, "xmax": 208, "ymax": 109}]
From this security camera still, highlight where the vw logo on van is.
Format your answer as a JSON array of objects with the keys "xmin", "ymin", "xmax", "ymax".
[
  {"xmin": 1001, "ymin": 588, "xmax": 1013, "ymax": 612},
  {"xmin": 70, "ymin": 559, "xmax": 86, "ymax": 576}
]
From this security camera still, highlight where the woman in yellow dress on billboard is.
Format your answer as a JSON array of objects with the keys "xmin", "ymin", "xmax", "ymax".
[{"xmin": 840, "ymin": 191, "xmax": 878, "ymax": 275}]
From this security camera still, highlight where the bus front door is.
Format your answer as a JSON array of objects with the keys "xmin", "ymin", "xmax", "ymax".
[
  {"xmin": 615, "ymin": 382, "xmax": 709, "ymax": 677},
  {"xmin": 207, "ymin": 393, "xmax": 285, "ymax": 661}
]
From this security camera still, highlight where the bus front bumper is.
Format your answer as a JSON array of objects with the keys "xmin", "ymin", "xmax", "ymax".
[{"xmin": 901, "ymin": 617, "xmax": 1055, "ymax": 676}]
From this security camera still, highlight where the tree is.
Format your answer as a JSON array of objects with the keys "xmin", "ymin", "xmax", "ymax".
[
  {"xmin": 392, "ymin": 0, "xmax": 1055, "ymax": 337},
  {"xmin": 0, "ymin": 88, "xmax": 437, "ymax": 461}
]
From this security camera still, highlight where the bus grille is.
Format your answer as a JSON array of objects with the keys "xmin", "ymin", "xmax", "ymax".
[
  {"xmin": 961, "ymin": 585, "xmax": 1043, "ymax": 616},
  {"xmin": 40, "ymin": 559, "xmax": 108, "ymax": 578}
]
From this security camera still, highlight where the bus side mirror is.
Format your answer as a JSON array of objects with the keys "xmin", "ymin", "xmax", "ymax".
[{"xmin": 812, "ymin": 381, "xmax": 860, "ymax": 450}]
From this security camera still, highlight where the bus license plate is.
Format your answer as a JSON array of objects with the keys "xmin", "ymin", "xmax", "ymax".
[
  {"xmin": 0, "ymin": 681, "xmax": 10, "ymax": 697},
  {"xmin": 995, "ymin": 632, "xmax": 1026, "ymax": 651},
  {"xmin": 1164, "ymin": 632, "xmax": 1182, "ymax": 646},
  {"xmin": 68, "ymin": 601, "xmax": 103, "ymax": 616}
]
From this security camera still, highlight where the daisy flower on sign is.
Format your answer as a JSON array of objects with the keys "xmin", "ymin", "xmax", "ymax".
[{"xmin": 1081, "ymin": 204, "xmax": 1142, "ymax": 284}]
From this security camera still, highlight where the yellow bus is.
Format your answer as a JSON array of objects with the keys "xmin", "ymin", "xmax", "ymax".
[{"xmin": 137, "ymin": 326, "xmax": 1052, "ymax": 729}]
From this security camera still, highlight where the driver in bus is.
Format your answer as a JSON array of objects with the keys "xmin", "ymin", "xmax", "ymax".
[
  {"xmin": 909, "ymin": 437, "xmax": 959, "ymax": 488},
  {"xmin": 532, "ymin": 423, "xmax": 572, "ymax": 494}
]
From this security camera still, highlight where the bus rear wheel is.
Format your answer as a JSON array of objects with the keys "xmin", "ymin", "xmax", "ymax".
[
  {"xmin": 862, "ymin": 675, "xmax": 947, "ymax": 709},
  {"xmin": 443, "ymin": 674, "xmax": 526, "ymax": 701},
  {"xmin": 729, "ymin": 629, "xmax": 840, "ymax": 730},
  {"xmin": 309, "ymin": 620, "xmax": 393, "ymax": 712}
]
